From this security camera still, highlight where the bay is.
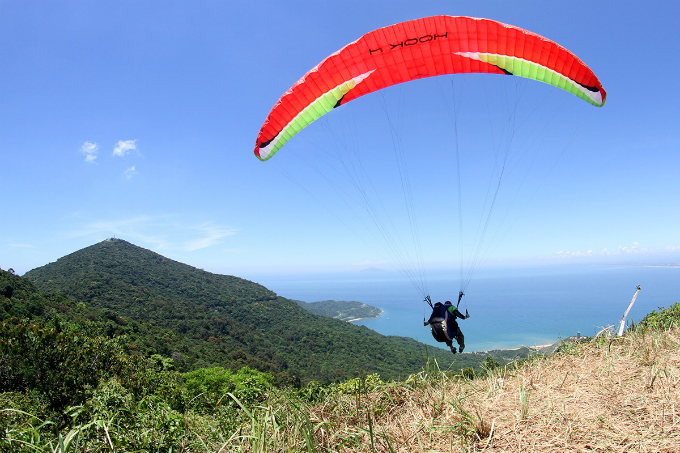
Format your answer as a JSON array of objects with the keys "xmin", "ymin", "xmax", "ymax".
[{"xmin": 253, "ymin": 265, "xmax": 680, "ymax": 352}]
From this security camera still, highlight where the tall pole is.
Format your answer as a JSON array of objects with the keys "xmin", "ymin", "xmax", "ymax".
[{"xmin": 617, "ymin": 285, "xmax": 641, "ymax": 336}]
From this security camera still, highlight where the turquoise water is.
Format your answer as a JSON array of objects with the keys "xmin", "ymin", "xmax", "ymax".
[{"xmin": 253, "ymin": 266, "xmax": 680, "ymax": 352}]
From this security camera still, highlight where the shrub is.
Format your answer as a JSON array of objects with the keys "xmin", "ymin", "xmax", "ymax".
[
  {"xmin": 335, "ymin": 373, "xmax": 384, "ymax": 394},
  {"xmin": 635, "ymin": 302, "xmax": 680, "ymax": 332},
  {"xmin": 296, "ymin": 380, "xmax": 332, "ymax": 403},
  {"xmin": 0, "ymin": 318, "xmax": 185, "ymax": 425},
  {"xmin": 183, "ymin": 366, "xmax": 274, "ymax": 413},
  {"xmin": 482, "ymin": 356, "xmax": 500, "ymax": 372},
  {"xmin": 0, "ymin": 319, "xmax": 129, "ymax": 420},
  {"xmin": 461, "ymin": 367, "xmax": 475, "ymax": 380}
]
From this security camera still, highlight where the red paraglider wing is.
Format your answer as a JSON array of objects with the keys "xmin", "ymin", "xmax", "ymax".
[{"xmin": 255, "ymin": 16, "xmax": 606, "ymax": 161}]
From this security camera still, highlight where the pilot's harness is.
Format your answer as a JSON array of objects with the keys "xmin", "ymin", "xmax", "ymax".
[{"xmin": 423, "ymin": 292, "xmax": 469, "ymax": 342}]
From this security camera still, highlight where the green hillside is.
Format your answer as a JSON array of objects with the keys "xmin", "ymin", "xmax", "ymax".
[
  {"xmin": 22, "ymin": 239, "xmax": 468, "ymax": 383},
  {"xmin": 0, "ymin": 268, "xmax": 280, "ymax": 379}
]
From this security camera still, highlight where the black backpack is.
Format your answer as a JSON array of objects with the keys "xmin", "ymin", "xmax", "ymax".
[{"xmin": 428, "ymin": 302, "xmax": 454, "ymax": 343}]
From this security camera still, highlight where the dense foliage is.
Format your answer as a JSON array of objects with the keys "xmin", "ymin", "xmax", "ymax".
[
  {"xmin": 634, "ymin": 301, "xmax": 680, "ymax": 332},
  {"xmin": 0, "ymin": 320, "xmax": 183, "ymax": 427},
  {"xmin": 20, "ymin": 240, "xmax": 466, "ymax": 382},
  {"xmin": 0, "ymin": 321, "xmax": 277, "ymax": 451},
  {"xmin": 297, "ymin": 299, "xmax": 383, "ymax": 321},
  {"xmin": 0, "ymin": 268, "xmax": 284, "ymax": 381}
]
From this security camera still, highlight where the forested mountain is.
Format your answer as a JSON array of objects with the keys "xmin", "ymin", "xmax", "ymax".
[{"xmin": 22, "ymin": 239, "xmax": 463, "ymax": 383}]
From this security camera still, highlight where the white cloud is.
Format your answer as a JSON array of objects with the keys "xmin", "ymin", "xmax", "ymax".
[
  {"xmin": 80, "ymin": 141, "xmax": 99, "ymax": 163},
  {"xmin": 9, "ymin": 243, "xmax": 36, "ymax": 248},
  {"xmin": 183, "ymin": 225, "xmax": 237, "ymax": 251},
  {"xmin": 67, "ymin": 216, "xmax": 236, "ymax": 252},
  {"xmin": 113, "ymin": 139, "xmax": 137, "ymax": 157},
  {"xmin": 123, "ymin": 166, "xmax": 138, "ymax": 179},
  {"xmin": 553, "ymin": 242, "xmax": 680, "ymax": 259},
  {"xmin": 554, "ymin": 250, "xmax": 595, "ymax": 257}
]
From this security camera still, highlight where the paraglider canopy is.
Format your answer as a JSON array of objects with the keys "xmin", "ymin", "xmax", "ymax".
[{"xmin": 254, "ymin": 15, "xmax": 606, "ymax": 161}]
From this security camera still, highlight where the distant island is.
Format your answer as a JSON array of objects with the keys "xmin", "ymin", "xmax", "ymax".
[{"xmin": 297, "ymin": 299, "xmax": 383, "ymax": 322}]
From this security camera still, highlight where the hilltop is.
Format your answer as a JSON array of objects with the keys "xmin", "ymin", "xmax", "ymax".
[{"xmin": 20, "ymin": 239, "xmax": 475, "ymax": 382}]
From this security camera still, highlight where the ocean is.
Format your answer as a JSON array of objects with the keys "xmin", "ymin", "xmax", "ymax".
[{"xmin": 253, "ymin": 265, "xmax": 680, "ymax": 352}]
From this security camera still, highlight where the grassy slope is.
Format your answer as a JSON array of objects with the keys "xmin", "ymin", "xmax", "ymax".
[
  {"xmin": 313, "ymin": 329, "xmax": 680, "ymax": 451},
  {"xmin": 224, "ymin": 325, "xmax": 679, "ymax": 452}
]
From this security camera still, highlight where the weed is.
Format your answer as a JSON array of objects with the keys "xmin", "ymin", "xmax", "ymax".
[{"xmin": 518, "ymin": 381, "xmax": 529, "ymax": 420}]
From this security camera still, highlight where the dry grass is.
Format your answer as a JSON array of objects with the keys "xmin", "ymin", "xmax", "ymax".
[{"xmin": 301, "ymin": 327, "xmax": 680, "ymax": 452}]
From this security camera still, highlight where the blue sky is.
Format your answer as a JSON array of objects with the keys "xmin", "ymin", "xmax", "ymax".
[{"xmin": 2, "ymin": 0, "xmax": 679, "ymax": 281}]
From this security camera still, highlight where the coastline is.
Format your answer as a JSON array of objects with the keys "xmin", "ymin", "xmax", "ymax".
[
  {"xmin": 455, "ymin": 342, "xmax": 558, "ymax": 356},
  {"xmin": 503, "ymin": 343, "xmax": 554, "ymax": 350},
  {"xmin": 346, "ymin": 309, "xmax": 384, "ymax": 323}
]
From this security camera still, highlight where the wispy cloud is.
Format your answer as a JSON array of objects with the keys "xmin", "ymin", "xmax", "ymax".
[
  {"xmin": 123, "ymin": 166, "xmax": 138, "ymax": 179},
  {"xmin": 67, "ymin": 216, "xmax": 236, "ymax": 252},
  {"xmin": 113, "ymin": 139, "xmax": 137, "ymax": 157},
  {"xmin": 554, "ymin": 241, "xmax": 680, "ymax": 259},
  {"xmin": 80, "ymin": 141, "xmax": 99, "ymax": 163},
  {"xmin": 184, "ymin": 225, "xmax": 237, "ymax": 251},
  {"xmin": 72, "ymin": 216, "xmax": 164, "ymax": 247}
]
